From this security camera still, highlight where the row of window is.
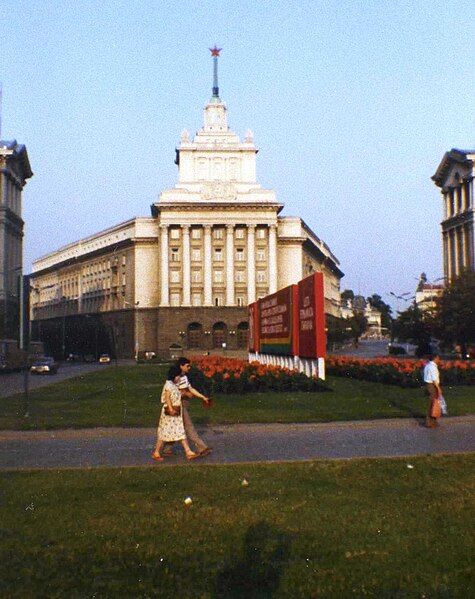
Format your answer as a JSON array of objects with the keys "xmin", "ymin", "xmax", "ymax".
[
  {"xmin": 83, "ymin": 255, "xmax": 127, "ymax": 276},
  {"xmin": 170, "ymin": 248, "xmax": 267, "ymax": 262},
  {"xmin": 169, "ymin": 227, "xmax": 268, "ymax": 240},
  {"xmin": 169, "ymin": 270, "xmax": 267, "ymax": 284},
  {"xmin": 169, "ymin": 294, "xmax": 247, "ymax": 307}
]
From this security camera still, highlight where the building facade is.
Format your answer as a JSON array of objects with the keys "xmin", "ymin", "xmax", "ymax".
[
  {"xmin": 432, "ymin": 149, "xmax": 475, "ymax": 281},
  {"xmin": 30, "ymin": 52, "xmax": 343, "ymax": 358},
  {"xmin": 0, "ymin": 140, "xmax": 32, "ymax": 342}
]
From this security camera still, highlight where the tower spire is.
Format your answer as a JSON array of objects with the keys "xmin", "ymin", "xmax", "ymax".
[{"xmin": 209, "ymin": 46, "xmax": 222, "ymax": 99}]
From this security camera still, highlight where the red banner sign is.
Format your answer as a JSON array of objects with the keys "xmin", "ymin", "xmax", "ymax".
[
  {"xmin": 258, "ymin": 286, "xmax": 294, "ymax": 355},
  {"xmin": 248, "ymin": 302, "xmax": 260, "ymax": 352},
  {"xmin": 297, "ymin": 273, "xmax": 326, "ymax": 358}
]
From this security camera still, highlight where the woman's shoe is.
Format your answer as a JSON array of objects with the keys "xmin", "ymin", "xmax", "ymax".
[
  {"xmin": 151, "ymin": 453, "xmax": 164, "ymax": 462},
  {"xmin": 186, "ymin": 452, "xmax": 200, "ymax": 460},
  {"xmin": 199, "ymin": 447, "xmax": 213, "ymax": 456}
]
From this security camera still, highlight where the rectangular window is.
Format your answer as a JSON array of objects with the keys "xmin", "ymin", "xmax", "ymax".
[
  {"xmin": 256, "ymin": 228, "xmax": 266, "ymax": 239},
  {"xmin": 122, "ymin": 274, "xmax": 126, "ymax": 286},
  {"xmin": 192, "ymin": 293, "xmax": 201, "ymax": 306},
  {"xmin": 170, "ymin": 248, "xmax": 180, "ymax": 262},
  {"xmin": 213, "ymin": 228, "xmax": 224, "ymax": 240},
  {"xmin": 235, "ymin": 228, "xmax": 245, "ymax": 239},
  {"xmin": 170, "ymin": 293, "xmax": 180, "ymax": 307},
  {"xmin": 191, "ymin": 270, "xmax": 201, "ymax": 283},
  {"xmin": 236, "ymin": 248, "xmax": 245, "ymax": 261},
  {"xmin": 214, "ymin": 248, "xmax": 223, "ymax": 261},
  {"xmin": 170, "ymin": 228, "xmax": 180, "ymax": 239},
  {"xmin": 122, "ymin": 255, "xmax": 126, "ymax": 266},
  {"xmin": 237, "ymin": 296, "xmax": 245, "ymax": 306},
  {"xmin": 191, "ymin": 228, "xmax": 202, "ymax": 239},
  {"xmin": 214, "ymin": 296, "xmax": 223, "ymax": 307},
  {"xmin": 214, "ymin": 270, "xmax": 223, "ymax": 283},
  {"xmin": 257, "ymin": 271, "xmax": 267, "ymax": 283},
  {"xmin": 256, "ymin": 250, "xmax": 266, "ymax": 262},
  {"xmin": 192, "ymin": 249, "xmax": 201, "ymax": 261},
  {"xmin": 170, "ymin": 270, "xmax": 180, "ymax": 283},
  {"xmin": 235, "ymin": 271, "xmax": 245, "ymax": 283}
]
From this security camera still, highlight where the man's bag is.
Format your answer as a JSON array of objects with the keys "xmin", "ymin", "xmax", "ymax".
[
  {"xmin": 439, "ymin": 395, "xmax": 448, "ymax": 416},
  {"xmin": 430, "ymin": 398, "xmax": 441, "ymax": 419}
]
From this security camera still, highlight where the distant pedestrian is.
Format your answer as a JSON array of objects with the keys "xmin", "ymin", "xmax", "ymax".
[
  {"xmin": 162, "ymin": 357, "xmax": 212, "ymax": 457},
  {"xmin": 151, "ymin": 365, "xmax": 199, "ymax": 462},
  {"xmin": 423, "ymin": 353, "xmax": 442, "ymax": 428}
]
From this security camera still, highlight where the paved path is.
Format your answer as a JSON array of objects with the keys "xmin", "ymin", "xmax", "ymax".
[{"xmin": 1, "ymin": 416, "xmax": 474, "ymax": 471}]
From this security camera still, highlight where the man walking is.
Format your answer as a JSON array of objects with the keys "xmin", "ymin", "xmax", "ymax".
[
  {"xmin": 423, "ymin": 353, "xmax": 442, "ymax": 428},
  {"xmin": 163, "ymin": 357, "xmax": 212, "ymax": 456}
]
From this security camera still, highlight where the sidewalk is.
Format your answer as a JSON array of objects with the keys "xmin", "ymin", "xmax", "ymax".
[{"xmin": 1, "ymin": 416, "xmax": 474, "ymax": 471}]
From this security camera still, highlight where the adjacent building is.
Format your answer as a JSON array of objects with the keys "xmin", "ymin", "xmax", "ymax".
[
  {"xmin": 0, "ymin": 140, "xmax": 33, "ymax": 342},
  {"xmin": 432, "ymin": 149, "xmax": 475, "ymax": 281},
  {"xmin": 30, "ymin": 51, "xmax": 343, "ymax": 358}
]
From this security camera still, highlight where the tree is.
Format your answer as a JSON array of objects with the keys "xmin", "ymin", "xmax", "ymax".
[
  {"xmin": 349, "ymin": 310, "xmax": 368, "ymax": 346},
  {"xmin": 341, "ymin": 289, "xmax": 354, "ymax": 303},
  {"xmin": 392, "ymin": 303, "xmax": 434, "ymax": 356},
  {"xmin": 366, "ymin": 293, "xmax": 393, "ymax": 332},
  {"xmin": 325, "ymin": 314, "xmax": 352, "ymax": 349},
  {"xmin": 434, "ymin": 270, "xmax": 475, "ymax": 356}
]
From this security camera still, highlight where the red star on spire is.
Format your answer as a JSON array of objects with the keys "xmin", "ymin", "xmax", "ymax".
[{"xmin": 209, "ymin": 46, "xmax": 222, "ymax": 57}]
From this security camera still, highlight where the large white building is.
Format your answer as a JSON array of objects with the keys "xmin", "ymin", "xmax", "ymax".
[
  {"xmin": 1, "ymin": 140, "xmax": 32, "ymax": 342},
  {"xmin": 432, "ymin": 148, "xmax": 475, "ymax": 281},
  {"xmin": 30, "ymin": 50, "xmax": 343, "ymax": 358}
]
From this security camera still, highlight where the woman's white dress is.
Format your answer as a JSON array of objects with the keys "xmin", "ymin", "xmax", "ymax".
[{"xmin": 157, "ymin": 380, "xmax": 186, "ymax": 442}]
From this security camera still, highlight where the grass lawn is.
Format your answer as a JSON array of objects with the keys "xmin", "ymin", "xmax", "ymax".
[
  {"xmin": 1, "ymin": 454, "xmax": 473, "ymax": 597},
  {"xmin": 0, "ymin": 364, "xmax": 473, "ymax": 430}
]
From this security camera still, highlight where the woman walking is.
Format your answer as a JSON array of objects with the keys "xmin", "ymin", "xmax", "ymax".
[{"xmin": 152, "ymin": 365, "xmax": 199, "ymax": 461}]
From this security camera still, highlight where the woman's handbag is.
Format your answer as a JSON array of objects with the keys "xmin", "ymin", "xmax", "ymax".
[
  {"xmin": 164, "ymin": 405, "xmax": 181, "ymax": 417},
  {"xmin": 430, "ymin": 398, "xmax": 441, "ymax": 419}
]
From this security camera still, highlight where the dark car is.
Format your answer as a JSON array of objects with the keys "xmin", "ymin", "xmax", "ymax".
[
  {"xmin": 83, "ymin": 354, "xmax": 96, "ymax": 363},
  {"xmin": 30, "ymin": 357, "xmax": 59, "ymax": 375}
]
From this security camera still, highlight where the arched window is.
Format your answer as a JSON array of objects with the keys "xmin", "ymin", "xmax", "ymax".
[
  {"xmin": 187, "ymin": 322, "xmax": 203, "ymax": 349},
  {"xmin": 212, "ymin": 322, "xmax": 228, "ymax": 349},
  {"xmin": 236, "ymin": 321, "xmax": 249, "ymax": 349}
]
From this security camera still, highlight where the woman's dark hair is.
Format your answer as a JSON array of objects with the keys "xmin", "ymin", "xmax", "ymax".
[
  {"xmin": 177, "ymin": 357, "xmax": 190, "ymax": 367},
  {"xmin": 167, "ymin": 365, "xmax": 182, "ymax": 381}
]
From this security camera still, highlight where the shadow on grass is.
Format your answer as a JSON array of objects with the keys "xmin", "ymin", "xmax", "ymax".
[
  {"xmin": 214, "ymin": 520, "xmax": 292, "ymax": 598},
  {"xmin": 386, "ymin": 387, "xmax": 427, "ymax": 424}
]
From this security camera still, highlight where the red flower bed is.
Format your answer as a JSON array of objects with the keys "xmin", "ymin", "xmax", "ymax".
[
  {"xmin": 326, "ymin": 356, "xmax": 475, "ymax": 387},
  {"xmin": 188, "ymin": 355, "xmax": 329, "ymax": 394}
]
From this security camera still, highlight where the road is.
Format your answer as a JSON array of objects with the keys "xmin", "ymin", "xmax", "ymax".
[
  {"xmin": 0, "ymin": 360, "xmax": 135, "ymax": 398},
  {"xmin": 331, "ymin": 339, "xmax": 389, "ymax": 358}
]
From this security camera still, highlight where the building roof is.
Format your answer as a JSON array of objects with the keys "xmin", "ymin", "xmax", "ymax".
[
  {"xmin": 0, "ymin": 139, "xmax": 33, "ymax": 180},
  {"xmin": 432, "ymin": 148, "xmax": 475, "ymax": 187}
]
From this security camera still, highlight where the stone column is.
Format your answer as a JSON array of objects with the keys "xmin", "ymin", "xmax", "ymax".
[
  {"xmin": 454, "ymin": 228, "xmax": 461, "ymax": 276},
  {"xmin": 182, "ymin": 225, "xmax": 191, "ymax": 306},
  {"xmin": 268, "ymin": 224, "xmax": 277, "ymax": 294},
  {"xmin": 446, "ymin": 230, "xmax": 452, "ymax": 281},
  {"xmin": 442, "ymin": 232, "xmax": 449, "ymax": 281},
  {"xmin": 225, "ymin": 224, "xmax": 235, "ymax": 306},
  {"xmin": 247, "ymin": 224, "xmax": 256, "ymax": 303},
  {"xmin": 459, "ymin": 225, "xmax": 467, "ymax": 270},
  {"xmin": 203, "ymin": 225, "xmax": 212, "ymax": 306},
  {"xmin": 160, "ymin": 225, "xmax": 169, "ymax": 306}
]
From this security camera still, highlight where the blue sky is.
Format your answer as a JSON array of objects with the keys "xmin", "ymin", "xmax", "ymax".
[{"xmin": 1, "ymin": 0, "xmax": 474, "ymax": 309}]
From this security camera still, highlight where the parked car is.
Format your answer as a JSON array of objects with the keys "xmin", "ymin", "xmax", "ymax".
[
  {"xmin": 67, "ymin": 353, "xmax": 82, "ymax": 362},
  {"xmin": 30, "ymin": 357, "xmax": 59, "ymax": 375},
  {"xmin": 99, "ymin": 354, "xmax": 111, "ymax": 364}
]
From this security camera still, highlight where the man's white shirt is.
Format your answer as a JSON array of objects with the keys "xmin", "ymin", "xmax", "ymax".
[{"xmin": 423, "ymin": 361, "xmax": 440, "ymax": 384}]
